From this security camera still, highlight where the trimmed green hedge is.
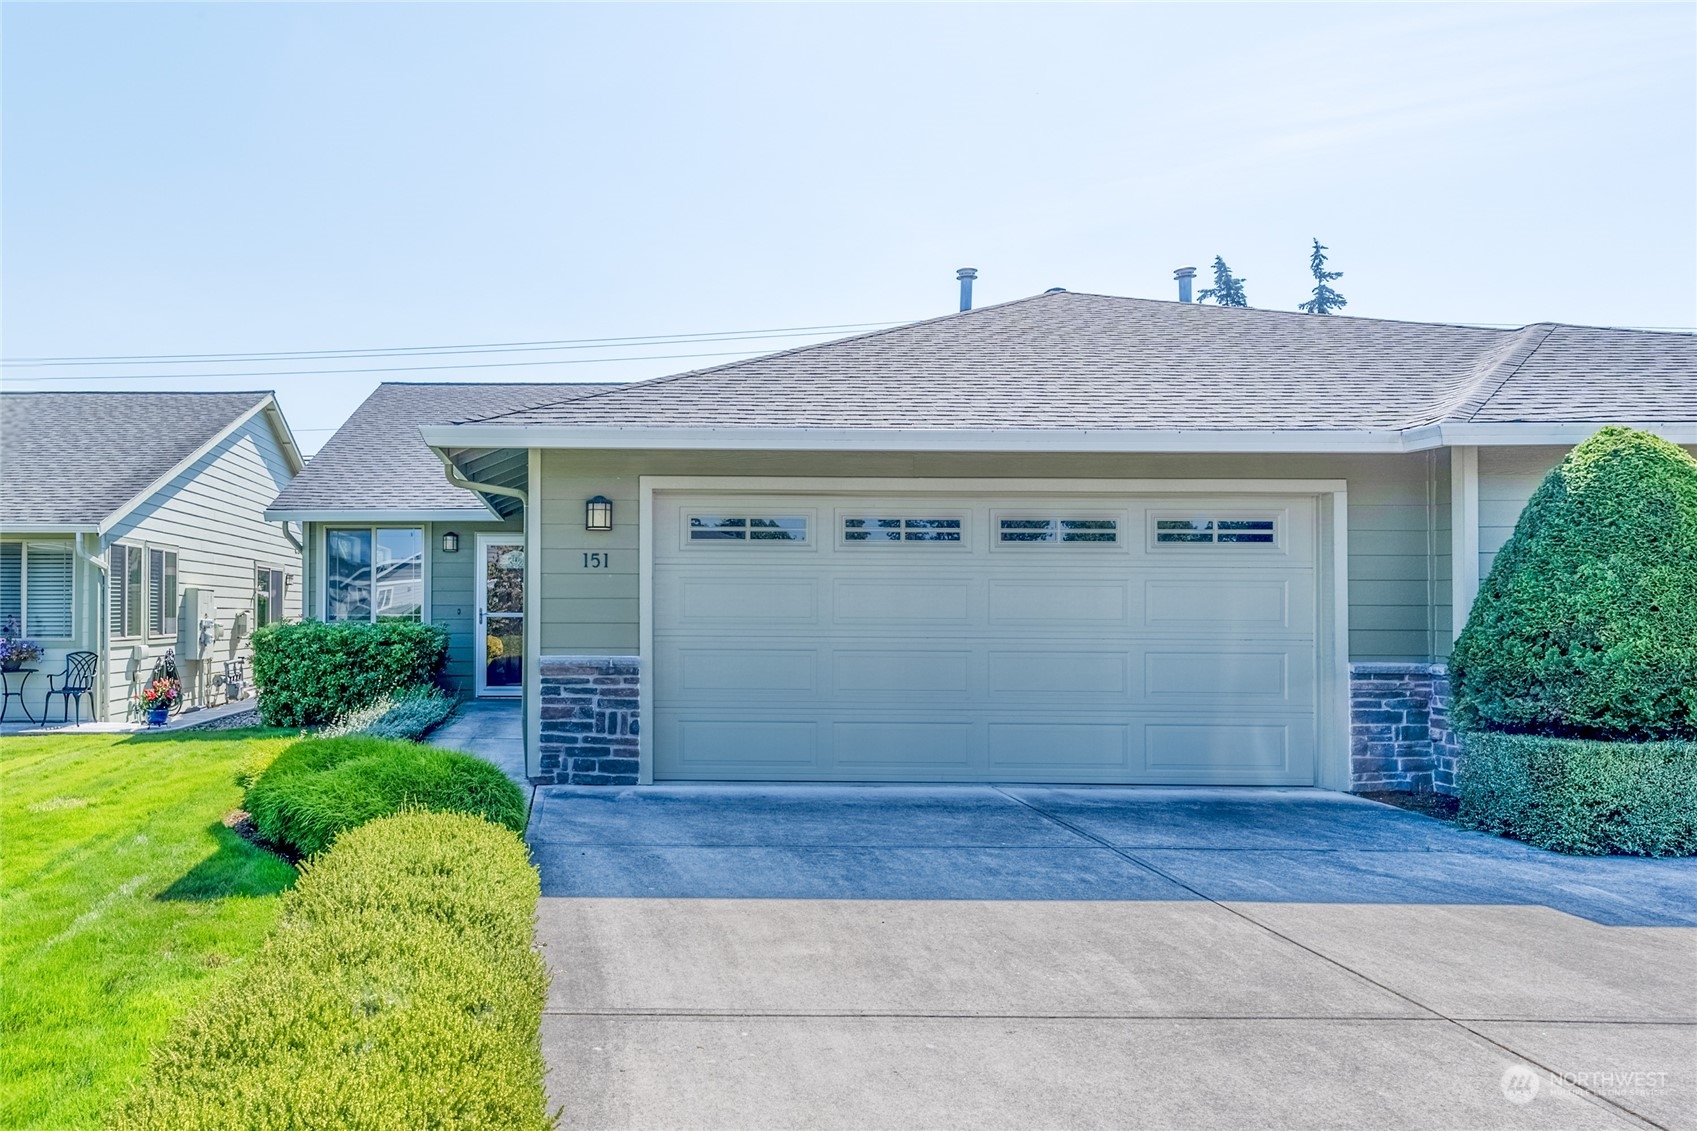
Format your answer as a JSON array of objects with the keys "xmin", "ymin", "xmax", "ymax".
[
  {"xmin": 111, "ymin": 811, "xmax": 552, "ymax": 1131},
  {"xmin": 1457, "ymin": 732, "xmax": 1697, "ymax": 856},
  {"xmin": 1449, "ymin": 426, "xmax": 1697, "ymax": 740},
  {"xmin": 246, "ymin": 735, "xmax": 526, "ymax": 858},
  {"xmin": 250, "ymin": 620, "xmax": 449, "ymax": 728}
]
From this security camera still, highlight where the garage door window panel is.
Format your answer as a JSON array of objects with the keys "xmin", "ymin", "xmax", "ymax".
[
  {"xmin": 687, "ymin": 515, "xmax": 809, "ymax": 544},
  {"xmin": 996, "ymin": 516, "xmax": 1122, "ymax": 546},
  {"xmin": 841, "ymin": 516, "xmax": 964, "ymax": 544},
  {"xmin": 1152, "ymin": 516, "xmax": 1279, "ymax": 547}
]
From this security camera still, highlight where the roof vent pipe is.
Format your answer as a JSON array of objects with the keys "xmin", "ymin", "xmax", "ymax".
[
  {"xmin": 956, "ymin": 267, "xmax": 978, "ymax": 312},
  {"xmin": 1173, "ymin": 266, "xmax": 1196, "ymax": 303}
]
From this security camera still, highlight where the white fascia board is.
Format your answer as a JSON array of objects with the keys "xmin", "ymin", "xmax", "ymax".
[
  {"xmin": 420, "ymin": 424, "xmax": 1419, "ymax": 454},
  {"xmin": 1437, "ymin": 422, "xmax": 1697, "ymax": 446},
  {"xmin": 0, "ymin": 523, "xmax": 99, "ymax": 535},
  {"xmin": 262, "ymin": 508, "xmax": 501, "ymax": 524}
]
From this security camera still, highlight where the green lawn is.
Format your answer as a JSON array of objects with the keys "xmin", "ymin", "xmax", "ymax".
[{"xmin": 0, "ymin": 729, "xmax": 299, "ymax": 1130}]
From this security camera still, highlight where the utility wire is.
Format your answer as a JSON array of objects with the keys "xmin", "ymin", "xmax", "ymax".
[
  {"xmin": 0, "ymin": 346, "xmax": 784, "ymax": 384},
  {"xmin": 1, "ymin": 320, "xmax": 901, "ymax": 366}
]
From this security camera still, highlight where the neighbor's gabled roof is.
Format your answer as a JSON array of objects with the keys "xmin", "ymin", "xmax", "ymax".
[
  {"xmin": 0, "ymin": 391, "xmax": 300, "ymax": 530},
  {"xmin": 423, "ymin": 292, "xmax": 1696, "ymax": 451},
  {"xmin": 266, "ymin": 382, "xmax": 622, "ymax": 520}
]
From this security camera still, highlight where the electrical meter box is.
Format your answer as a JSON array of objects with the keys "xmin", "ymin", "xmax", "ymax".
[{"xmin": 176, "ymin": 588, "xmax": 216, "ymax": 660}]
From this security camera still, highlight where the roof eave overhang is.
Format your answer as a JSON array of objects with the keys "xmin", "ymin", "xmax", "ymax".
[
  {"xmin": 0, "ymin": 522, "xmax": 100, "ymax": 535},
  {"xmin": 263, "ymin": 508, "xmax": 505, "ymax": 524},
  {"xmin": 419, "ymin": 421, "xmax": 1697, "ymax": 454}
]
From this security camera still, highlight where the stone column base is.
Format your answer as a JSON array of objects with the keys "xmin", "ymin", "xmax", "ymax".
[
  {"xmin": 1349, "ymin": 662, "xmax": 1463, "ymax": 795},
  {"xmin": 535, "ymin": 655, "xmax": 640, "ymax": 786}
]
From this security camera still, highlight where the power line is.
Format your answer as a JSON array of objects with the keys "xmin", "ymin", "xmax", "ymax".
[
  {"xmin": 1, "ymin": 320, "xmax": 902, "ymax": 367},
  {"xmin": 0, "ymin": 346, "xmax": 783, "ymax": 384}
]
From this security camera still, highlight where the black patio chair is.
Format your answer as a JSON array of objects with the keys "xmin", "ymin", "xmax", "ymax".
[{"xmin": 44, "ymin": 651, "xmax": 98, "ymax": 724}]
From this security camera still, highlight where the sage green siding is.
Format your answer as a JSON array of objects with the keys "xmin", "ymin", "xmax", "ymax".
[
  {"xmin": 1477, "ymin": 443, "xmax": 1697, "ymax": 583},
  {"xmin": 301, "ymin": 516, "xmax": 522, "ymax": 699},
  {"xmin": 539, "ymin": 448, "xmax": 1451, "ymax": 663}
]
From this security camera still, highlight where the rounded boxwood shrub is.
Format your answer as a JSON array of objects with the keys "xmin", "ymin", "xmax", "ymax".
[
  {"xmin": 250, "ymin": 619, "xmax": 449, "ymax": 728},
  {"xmin": 112, "ymin": 811, "xmax": 551, "ymax": 1131},
  {"xmin": 246, "ymin": 735, "xmax": 526, "ymax": 858},
  {"xmin": 1449, "ymin": 426, "xmax": 1697, "ymax": 740}
]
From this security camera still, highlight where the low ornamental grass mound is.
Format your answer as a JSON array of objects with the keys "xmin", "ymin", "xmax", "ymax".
[
  {"xmin": 245, "ymin": 735, "xmax": 526, "ymax": 858},
  {"xmin": 250, "ymin": 620, "xmax": 449, "ymax": 728},
  {"xmin": 111, "ymin": 811, "xmax": 552, "ymax": 1131},
  {"xmin": 322, "ymin": 684, "xmax": 458, "ymax": 741},
  {"xmin": 1457, "ymin": 733, "xmax": 1697, "ymax": 857}
]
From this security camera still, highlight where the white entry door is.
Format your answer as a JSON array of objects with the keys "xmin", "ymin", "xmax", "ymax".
[
  {"xmin": 475, "ymin": 534, "xmax": 525, "ymax": 698},
  {"xmin": 652, "ymin": 491, "xmax": 1323, "ymax": 784}
]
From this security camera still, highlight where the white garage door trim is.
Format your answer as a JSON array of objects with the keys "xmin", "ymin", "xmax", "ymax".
[{"xmin": 637, "ymin": 477, "xmax": 1351, "ymax": 789}]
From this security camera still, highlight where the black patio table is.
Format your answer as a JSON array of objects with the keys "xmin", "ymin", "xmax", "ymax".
[{"xmin": 0, "ymin": 667, "xmax": 39, "ymax": 724}]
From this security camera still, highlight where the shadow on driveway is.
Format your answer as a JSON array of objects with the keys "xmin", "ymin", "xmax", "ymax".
[{"xmin": 528, "ymin": 784, "xmax": 1697, "ymax": 927}]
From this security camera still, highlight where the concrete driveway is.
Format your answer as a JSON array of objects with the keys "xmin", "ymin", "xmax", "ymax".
[{"xmin": 529, "ymin": 785, "xmax": 1697, "ymax": 1130}]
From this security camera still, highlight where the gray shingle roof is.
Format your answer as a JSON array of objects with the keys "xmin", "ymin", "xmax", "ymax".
[
  {"xmin": 460, "ymin": 292, "xmax": 1696, "ymax": 432},
  {"xmin": 268, "ymin": 382, "xmax": 621, "ymax": 515},
  {"xmin": 0, "ymin": 391, "xmax": 274, "ymax": 526}
]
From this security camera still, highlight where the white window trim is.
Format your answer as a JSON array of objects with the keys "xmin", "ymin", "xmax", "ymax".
[
  {"xmin": 254, "ymin": 562, "xmax": 291, "ymax": 629},
  {"xmin": 143, "ymin": 543, "xmax": 181, "ymax": 644},
  {"xmin": 319, "ymin": 525, "xmax": 431, "ymax": 625},
  {"xmin": 0, "ymin": 539, "xmax": 77, "ymax": 642}
]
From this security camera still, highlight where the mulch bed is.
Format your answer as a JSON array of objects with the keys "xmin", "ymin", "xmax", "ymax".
[{"xmin": 1357, "ymin": 790, "xmax": 1460, "ymax": 822}]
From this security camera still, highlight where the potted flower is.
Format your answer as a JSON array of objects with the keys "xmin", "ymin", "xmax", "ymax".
[
  {"xmin": 138, "ymin": 676, "xmax": 180, "ymax": 726},
  {"xmin": 0, "ymin": 616, "xmax": 44, "ymax": 673}
]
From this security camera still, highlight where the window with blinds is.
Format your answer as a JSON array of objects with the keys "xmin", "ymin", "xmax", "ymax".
[
  {"xmin": 148, "ymin": 549, "xmax": 179, "ymax": 638},
  {"xmin": 110, "ymin": 544, "xmax": 144, "ymax": 638},
  {"xmin": 1, "ymin": 541, "xmax": 74, "ymax": 638}
]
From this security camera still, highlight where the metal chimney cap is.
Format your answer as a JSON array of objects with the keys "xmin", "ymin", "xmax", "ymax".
[
  {"xmin": 956, "ymin": 267, "xmax": 979, "ymax": 280},
  {"xmin": 1044, "ymin": 287, "xmax": 1067, "ymax": 293},
  {"xmin": 1173, "ymin": 266, "xmax": 1197, "ymax": 279}
]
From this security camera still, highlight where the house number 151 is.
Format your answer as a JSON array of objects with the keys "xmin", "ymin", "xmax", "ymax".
[{"xmin": 582, "ymin": 552, "xmax": 610, "ymax": 569}]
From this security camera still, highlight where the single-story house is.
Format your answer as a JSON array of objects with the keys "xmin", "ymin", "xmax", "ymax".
[
  {"xmin": 293, "ymin": 292, "xmax": 1695, "ymax": 793},
  {"xmin": 0, "ymin": 391, "xmax": 304, "ymax": 722}
]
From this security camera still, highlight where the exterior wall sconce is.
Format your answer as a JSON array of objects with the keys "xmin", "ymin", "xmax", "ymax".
[
  {"xmin": 585, "ymin": 496, "xmax": 613, "ymax": 532},
  {"xmin": 441, "ymin": 531, "xmax": 460, "ymax": 553}
]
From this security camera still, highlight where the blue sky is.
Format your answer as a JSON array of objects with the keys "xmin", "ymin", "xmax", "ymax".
[{"xmin": 4, "ymin": 2, "xmax": 1693, "ymax": 452}]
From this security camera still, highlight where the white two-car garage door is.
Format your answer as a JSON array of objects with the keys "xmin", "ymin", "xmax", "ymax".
[{"xmin": 652, "ymin": 491, "xmax": 1322, "ymax": 785}]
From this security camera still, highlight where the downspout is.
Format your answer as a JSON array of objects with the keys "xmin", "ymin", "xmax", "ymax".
[
  {"xmin": 433, "ymin": 449, "xmax": 528, "ymax": 507},
  {"xmin": 75, "ymin": 533, "xmax": 110, "ymax": 721},
  {"xmin": 277, "ymin": 521, "xmax": 303, "ymax": 553}
]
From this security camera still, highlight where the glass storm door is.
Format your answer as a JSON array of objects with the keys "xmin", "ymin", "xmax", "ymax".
[{"xmin": 476, "ymin": 536, "xmax": 524, "ymax": 697}]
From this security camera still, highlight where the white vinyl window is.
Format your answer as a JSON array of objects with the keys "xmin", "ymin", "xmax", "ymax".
[
  {"xmin": 325, "ymin": 527, "xmax": 423, "ymax": 622},
  {"xmin": 256, "ymin": 566, "xmax": 287, "ymax": 628},
  {"xmin": 148, "ymin": 548, "xmax": 179, "ymax": 639},
  {"xmin": 1, "ymin": 542, "xmax": 74, "ymax": 638},
  {"xmin": 842, "ymin": 517, "xmax": 963, "ymax": 543},
  {"xmin": 688, "ymin": 516, "xmax": 809, "ymax": 543},
  {"xmin": 998, "ymin": 518, "xmax": 1119, "ymax": 544},
  {"xmin": 110, "ymin": 543, "xmax": 145, "ymax": 638},
  {"xmin": 1154, "ymin": 517, "xmax": 1277, "ymax": 545}
]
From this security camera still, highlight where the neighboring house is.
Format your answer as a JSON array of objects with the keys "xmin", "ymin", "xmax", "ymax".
[
  {"xmin": 264, "ymin": 382, "xmax": 620, "ymax": 698},
  {"xmin": 297, "ymin": 292, "xmax": 1693, "ymax": 795},
  {"xmin": 0, "ymin": 391, "xmax": 304, "ymax": 722}
]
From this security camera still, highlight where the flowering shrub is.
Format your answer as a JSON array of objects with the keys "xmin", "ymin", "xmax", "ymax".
[{"xmin": 0, "ymin": 616, "xmax": 43, "ymax": 670}]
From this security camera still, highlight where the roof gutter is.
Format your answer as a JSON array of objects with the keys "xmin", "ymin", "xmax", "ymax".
[{"xmin": 433, "ymin": 448, "xmax": 528, "ymax": 507}]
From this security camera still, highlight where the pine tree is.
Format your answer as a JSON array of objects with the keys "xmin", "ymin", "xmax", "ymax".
[
  {"xmin": 1195, "ymin": 256, "xmax": 1248, "ymax": 307},
  {"xmin": 1296, "ymin": 238, "xmax": 1347, "ymax": 314}
]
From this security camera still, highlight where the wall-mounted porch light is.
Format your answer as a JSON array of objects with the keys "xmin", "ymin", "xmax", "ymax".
[
  {"xmin": 441, "ymin": 531, "xmax": 460, "ymax": 553},
  {"xmin": 585, "ymin": 496, "xmax": 613, "ymax": 532}
]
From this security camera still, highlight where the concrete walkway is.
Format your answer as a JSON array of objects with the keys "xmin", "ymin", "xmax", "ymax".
[
  {"xmin": 427, "ymin": 698, "xmax": 525, "ymax": 787},
  {"xmin": 531, "ymin": 785, "xmax": 1696, "ymax": 1130}
]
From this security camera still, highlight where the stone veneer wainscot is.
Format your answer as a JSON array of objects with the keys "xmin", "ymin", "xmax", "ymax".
[
  {"xmin": 536, "ymin": 656, "xmax": 641, "ymax": 786},
  {"xmin": 1349, "ymin": 662, "xmax": 1464, "ymax": 795}
]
